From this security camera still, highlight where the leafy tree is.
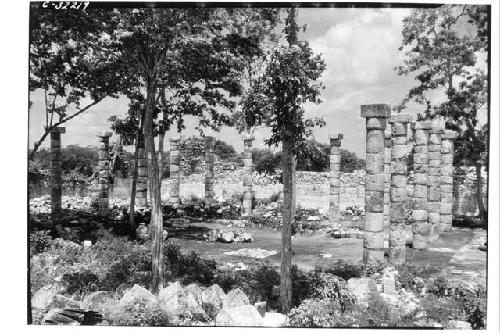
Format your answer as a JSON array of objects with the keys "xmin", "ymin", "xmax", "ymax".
[
  {"xmin": 242, "ymin": 8, "xmax": 326, "ymax": 313},
  {"xmin": 29, "ymin": 5, "xmax": 123, "ymax": 159},
  {"xmin": 253, "ymin": 148, "xmax": 282, "ymax": 175},
  {"xmin": 395, "ymin": 4, "xmax": 489, "ymax": 221},
  {"xmin": 214, "ymin": 139, "xmax": 237, "ymax": 161}
]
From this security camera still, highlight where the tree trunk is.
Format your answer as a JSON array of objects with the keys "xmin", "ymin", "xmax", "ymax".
[
  {"xmin": 143, "ymin": 81, "xmax": 164, "ymax": 294},
  {"xmin": 475, "ymin": 162, "xmax": 486, "ymax": 222},
  {"xmin": 129, "ymin": 130, "xmax": 141, "ymax": 230},
  {"xmin": 280, "ymin": 136, "xmax": 296, "ymax": 314}
]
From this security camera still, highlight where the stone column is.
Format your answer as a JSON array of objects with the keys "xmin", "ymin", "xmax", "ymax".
[
  {"xmin": 383, "ymin": 132, "xmax": 391, "ymax": 229},
  {"xmin": 97, "ymin": 132, "xmax": 112, "ymax": 215},
  {"xmin": 136, "ymin": 144, "xmax": 148, "ymax": 208},
  {"xmin": 328, "ymin": 134, "xmax": 343, "ymax": 224},
  {"xmin": 388, "ymin": 114, "xmax": 412, "ymax": 265},
  {"xmin": 361, "ymin": 104, "xmax": 390, "ymax": 265},
  {"xmin": 439, "ymin": 130, "xmax": 457, "ymax": 232},
  {"xmin": 412, "ymin": 121, "xmax": 431, "ymax": 249},
  {"xmin": 242, "ymin": 135, "xmax": 255, "ymax": 216},
  {"xmin": 169, "ymin": 137, "xmax": 181, "ymax": 206},
  {"xmin": 205, "ymin": 136, "xmax": 215, "ymax": 204},
  {"xmin": 50, "ymin": 127, "xmax": 65, "ymax": 222},
  {"xmin": 427, "ymin": 125, "xmax": 444, "ymax": 240}
]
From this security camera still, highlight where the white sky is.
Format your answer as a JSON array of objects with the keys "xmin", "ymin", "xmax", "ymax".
[{"xmin": 28, "ymin": 7, "xmax": 489, "ymax": 157}]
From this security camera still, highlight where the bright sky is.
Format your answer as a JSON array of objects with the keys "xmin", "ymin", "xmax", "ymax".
[{"xmin": 28, "ymin": 7, "xmax": 488, "ymax": 157}]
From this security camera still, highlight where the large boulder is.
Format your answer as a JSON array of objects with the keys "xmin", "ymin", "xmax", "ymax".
[
  {"xmin": 347, "ymin": 278, "xmax": 377, "ymax": 306},
  {"xmin": 185, "ymin": 284, "xmax": 204, "ymax": 306},
  {"xmin": 32, "ymin": 285, "xmax": 80, "ymax": 310},
  {"xmin": 262, "ymin": 312, "xmax": 287, "ymax": 327},
  {"xmin": 219, "ymin": 231, "xmax": 235, "ymax": 243},
  {"xmin": 215, "ymin": 305, "xmax": 264, "ymax": 326},
  {"xmin": 80, "ymin": 291, "xmax": 116, "ymax": 312},
  {"xmin": 158, "ymin": 281, "xmax": 205, "ymax": 318},
  {"xmin": 119, "ymin": 284, "xmax": 156, "ymax": 307},
  {"xmin": 223, "ymin": 288, "xmax": 249, "ymax": 309},
  {"xmin": 201, "ymin": 284, "xmax": 226, "ymax": 317}
]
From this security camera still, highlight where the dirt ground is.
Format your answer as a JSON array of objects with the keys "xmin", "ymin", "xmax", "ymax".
[{"xmin": 166, "ymin": 221, "xmax": 485, "ymax": 278}]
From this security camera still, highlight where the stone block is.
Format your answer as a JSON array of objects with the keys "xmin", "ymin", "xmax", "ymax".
[
  {"xmin": 413, "ymin": 209, "xmax": 427, "ymax": 221},
  {"xmin": 390, "ymin": 202, "xmax": 407, "ymax": 221},
  {"xmin": 366, "ymin": 190, "xmax": 384, "ymax": 212},
  {"xmin": 366, "ymin": 130, "xmax": 385, "ymax": 153},
  {"xmin": 440, "ymin": 191, "xmax": 453, "ymax": 203},
  {"xmin": 391, "ymin": 122, "xmax": 408, "ymax": 136},
  {"xmin": 412, "ymin": 234, "xmax": 427, "ymax": 249},
  {"xmin": 365, "ymin": 153, "xmax": 385, "ymax": 174},
  {"xmin": 391, "ymin": 175, "xmax": 407, "ymax": 188},
  {"xmin": 392, "ymin": 135, "xmax": 408, "ymax": 145},
  {"xmin": 365, "ymin": 212, "xmax": 384, "ymax": 232},
  {"xmin": 390, "ymin": 187, "xmax": 407, "ymax": 202},
  {"xmin": 413, "ymin": 164, "xmax": 428, "ymax": 173},
  {"xmin": 366, "ymin": 174, "xmax": 385, "ymax": 191},
  {"xmin": 361, "ymin": 104, "xmax": 391, "ymax": 118},
  {"xmin": 428, "ymin": 167, "xmax": 441, "ymax": 176},
  {"xmin": 329, "ymin": 154, "xmax": 341, "ymax": 165},
  {"xmin": 390, "ymin": 161, "xmax": 407, "ymax": 174},
  {"xmin": 440, "ymin": 202, "xmax": 453, "ymax": 214},
  {"xmin": 428, "ymin": 212, "xmax": 440, "ymax": 224},
  {"xmin": 427, "ymin": 201, "xmax": 440, "ymax": 212},
  {"xmin": 364, "ymin": 250, "xmax": 385, "ymax": 264},
  {"xmin": 440, "ymin": 214, "xmax": 452, "ymax": 226},
  {"xmin": 364, "ymin": 231, "xmax": 385, "ymax": 248},
  {"xmin": 413, "ymin": 173, "xmax": 427, "ymax": 185}
]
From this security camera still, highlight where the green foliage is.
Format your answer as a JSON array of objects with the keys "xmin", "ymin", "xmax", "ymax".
[
  {"xmin": 29, "ymin": 230, "xmax": 53, "ymax": 256},
  {"xmin": 214, "ymin": 139, "xmax": 237, "ymax": 161},
  {"xmin": 288, "ymin": 298, "xmax": 354, "ymax": 327},
  {"xmin": 242, "ymin": 8, "xmax": 326, "ymax": 152},
  {"xmin": 252, "ymin": 148, "xmax": 282, "ymax": 174},
  {"xmin": 104, "ymin": 301, "xmax": 173, "ymax": 326},
  {"xmin": 61, "ymin": 269, "xmax": 99, "ymax": 296}
]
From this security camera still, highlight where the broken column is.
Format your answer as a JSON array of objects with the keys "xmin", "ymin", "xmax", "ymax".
[
  {"xmin": 242, "ymin": 135, "xmax": 255, "ymax": 216},
  {"xmin": 361, "ymin": 104, "xmax": 390, "ymax": 265},
  {"xmin": 328, "ymin": 134, "xmax": 343, "ymax": 223},
  {"xmin": 169, "ymin": 137, "xmax": 181, "ymax": 206},
  {"xmin": 97, "ymin": 132, "xmax": 112, "ymax": 215},
  {"xmin": 412, "ymin": 121, "xmax": 431, "ymax": 249},
  {"xmin": 388, "ymin": 114, "xmax": 412, "ymax": 265},
  {"xmin": 427, "ymin": 125, "xmax": 444, "ymax": 240},
  {"xmin": 49, "ymin": 127, "xmax": 65, "ymax": 222},
  {"xmin": 383, "ymin": 132, "xmax": 391, "ymax": 229},
  {"xmin": 136, "ymin": 142, "xmax": 148, "ymax": 208},
  {"xmin": 205, "ymin": 136, "xmax": 215, "ymax": 204},
  {"xmin": 440, "ymin": 130, "xmax": 457, "ymax": 232}
]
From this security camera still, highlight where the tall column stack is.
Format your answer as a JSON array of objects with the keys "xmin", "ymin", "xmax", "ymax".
[
  {"xmin": 205, "ymin": 136, "xmax": 215, "ymax": 204},
  {"xmin": 50, "ymin": 127, "xmax": 65, "ymax": 222},
  {"xmin": 328, "ymin": 134, "xmax": 343, "ymax": 224},
  {"xmin": 383, "ymin": 131, "xmax": 391, "ymax": 229},
  {"xmin": 439, "ymin": 130, "xmax": 457, "ymax": 232},
  {"xmin": 97, "ymin": 132, "xmax": 112, "ymax": 215},
  {"xmin": 388, "ymin": 114, "xmax": 412, "ymax": 264},
  {"xmin": 411, "ymin": 121, "xmax": 431, "ymax": 249},
  {"xmin": 427, "ymin": 125, "xmax": 444, "ymax": 240},
  {"xmin": 242, "ymin": 135, "xmax": 255, "ymax": 216},
  {"xmin": 169, "ymin": 137, "xmax": 181, "ymax": 206},
  {"xmin": 361, "ymin": 104, "xmax": 390, "ymax": 265},
  {"xmin": 136, "ymin": 143, "xmax": 148, "ymax": 208}
]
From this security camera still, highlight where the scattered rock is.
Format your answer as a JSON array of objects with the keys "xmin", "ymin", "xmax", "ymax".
[
  {"xmin": 224, "ymin": 248, "xmax": 277, "ymax": 259},
  {"xmin": 447, "ymin": 320, "xmax": 472, "ymax": 330},
  {"xmin": 223, "ymin": 288, "xmax": 250, "ymax": 309},
  {"xmin": 201, "ymin": 284, "xmax": 225, "ymax": 317},
  {"xmin": 215, "ymin": 305, "xmax": 264, "ymax": 326},
  {"xmin": 119, "ymin": 284, "xmax": 156, "ymax": 307},
  {"xmin": 219, "ymin": 231, "xmax": 235, "ymax": 243},
  {"xmin": 347, "ymin": 278, "xmax": 377, "ymax": 306},
  {"xmin": 262, "ymin": 312, "xmax": 287, "ymax": 327},
  {"xmin": 254, "ymin": 301, "xmax": 266, "ymax": 317},
  {"xmin": 80, "ymin": 291, "xmax": 115, "ymax": 312}
]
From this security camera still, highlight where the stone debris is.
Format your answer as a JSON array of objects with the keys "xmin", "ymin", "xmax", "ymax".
[
  {"xmin": 204, "ymin": 229, "xmax": 254, "ymax": 243},
  {"xmin": 224, "ymin": 248, "xmax": 278, "ymax": 259}
]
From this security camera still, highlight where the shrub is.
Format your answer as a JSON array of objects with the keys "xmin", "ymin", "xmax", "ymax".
[
  {"xmin": 307, "ymin": 271, "xmax": 355, "ymax": 312},
  {"xmin": 288, "ymin": 298, "xmax": 352, "ymax": 327},
  {"xmin": 30, "ymin": 230, "xmax": 53, "ymax": 256},
  {"xmin": 61, "ymin": 269, "xmax": 99, "ymax": 297},
  {"xmin": 322, "ymin": 260, "xmax": 364, "ymax": 280},
  {"xmin": 104, "ymin": 301, "xmax": 172, "ymax": 326},
  {"xmin": 252, "ymin": 148, "xmax": 281, "ymax": 174}
]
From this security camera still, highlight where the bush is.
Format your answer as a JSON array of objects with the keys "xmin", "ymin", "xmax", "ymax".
[
  {"xmin": 104, "ymin": 301, "xmax": 173, "ymax": 326},
  {"xmin": 61, "ymin": 269, "xmax": 99, "ymax": 297},
  {"xmin": 252, "ymin": 148, "xmax": 281, "ymax": 174},
  {"xmin": 307, "ymin": 271, "xmax": 355, "ymax": 312},
  {"xmin": 30, "ymin": 230, "xmax": 53, "ymax": 256},
  {"xmin": 288, "ymin": 298, "xmax": 353, "ymax": 327}
]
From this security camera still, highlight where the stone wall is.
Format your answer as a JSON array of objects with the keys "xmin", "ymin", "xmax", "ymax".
[{"xmin": 29, "ymin": 167, "xmax": 487, "ymax": 217}]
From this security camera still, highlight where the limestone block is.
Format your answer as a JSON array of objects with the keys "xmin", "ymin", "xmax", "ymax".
[
  {"xmin": 365, "ymin": 153, "xmax": 385, "ymax": 174},
  {"xmin": 427, "ymin": 202, "xmax": 440, "ymax": 212},
  {"xmin": 413, "ymin": 209, "xmax": 427, "ymax": 221},
  {"xmin": 365, "ymin": 212, "xmax": 385, "ymax": 232},
  {"xmin": 361, "ymin": 104, "xmax": 391, "ymax": 118},
  {"xmin": 366, "ymin": 174, "xmax": 385, "ymax": 191},
  {"xmin": 364, "ymin": 231, "xmax": 385, "ymax": 248},
  {"xmin": 366, "ymin": 191, "xmax": 384, "ymax": 212},
  {"xmin": 428, "ymin": 212, "xmax": 440, "ymax": 224},
  {"xmin": 391, "ymin": 175, "xmax": 407, "ymax": 188},
  {"xmin": 366, "ymin": 131, "xmax": 385, "ymax": 153},
  {"xmin": 440, "ymin": 192, "xmax": 453, "ymax": 203},
  {"xmin": 440, "ymin": 202, "xmax": 453, "ymax": 214},
  {"xmin": 391, "ymin": 187, "xmax": 407, "ymax": 202}
]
